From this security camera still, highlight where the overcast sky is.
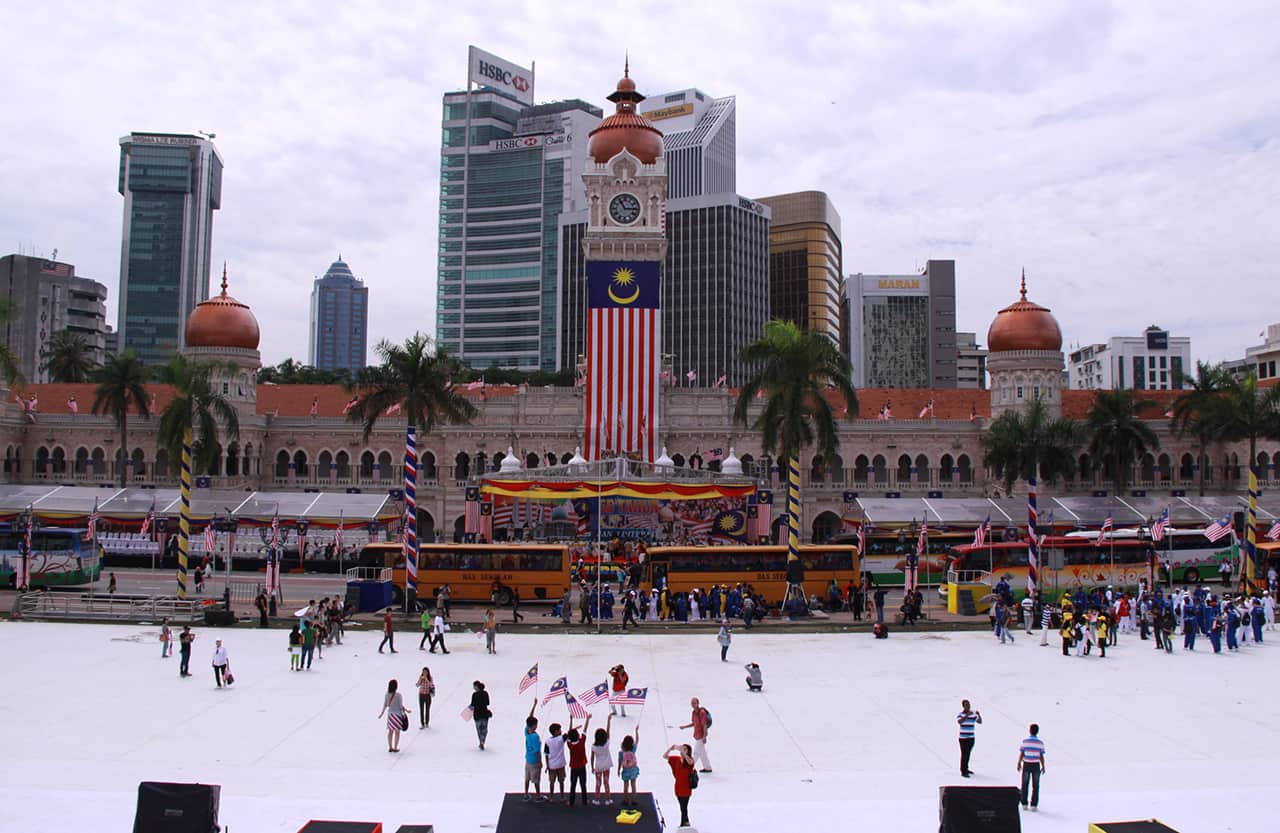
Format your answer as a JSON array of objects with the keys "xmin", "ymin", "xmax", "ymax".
[{"xmin": 2, "ymin": 1, "xmax": 1277, "ymax": 369}]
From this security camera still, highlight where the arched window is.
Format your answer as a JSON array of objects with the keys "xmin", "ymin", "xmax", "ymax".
[
  {"xmin": 1157, "ymin": 453, "xmax": 1171, "ymax": 482},
  {"xmin": 1140, "ymin": 453, "xmax": 1155, "ymax": 482},
  {"xmin": 474, "ymin": 452, "xmax": 488, "ymax": 476},
  {"xmin": 740, "ymin": 453, "xmax": 755, "ymax": 477},
  {"xmin": 811, "ymin": 511, "xmax": 841, "ymax": 543},
  {"xmin": 52, "ymin": 447, "xmax": 67, "ymax": 475},
  {"xmin": 957, "ymin": 454, "xmax": 973, "ymax": 483},
  {"xmin": 335, "ymin": 451, "xmax": 351, "ymax": 479},
  {"xmin": 829, "ymin": 454, "xmax": 845, "ymax": 485},
  {"xmin": 36, "ymin": 446, "xmax": 51, "ymax": 476},
  {"xmin": 3, "ymin": 445, "xmax": 12, "ymax": 474},
  {"xmin": 292, "ymin": 450, "xmax": 309, "ymax": 477},
  {"xmin": 914, "ymin": 454, "xmax": 929, "ymax": 484},
  {"xmin": 318, "ymin": 450, "xmax": 334, "ymax": 480},
  {"xmin": 896, "ymin": 454, "xmax": 912, "ymax": 483},
  {"xmin": 854, "ymin": 454, "xmax": 870, "ymax": 482},
  {"xmin": 226, "ymin": 443, "xmax": 239, "ymax": 476},
  {"xmin": 1078, "ymin": 453, "xmax": 1092, "ymax": 482},
  {"xmin": 1178, "ymin": 453, "xmax": 1194, "ymax": 481},
  {"xmin": 155, "ymin": 448, "xmax": 169, "ymax": 478},
  {"xmin": 940, "ymin": 454, "xmax": 955, "ymax": 482},
  {"xmin": 275, "ymin": 451, "xmax": 290, "ymax": 479},
  {"xmin": 672, "ymin": 454, "xmax": 686, "ymax": 468},
  {"xmin": 455, "ymin": 452, "xmax": 470, "ymax": 481},
  {"xmin": 560, "ymin": 452, "xmax": 573, "ymax": 465},
  {"xmin": 130, "ymin": 448, "xmax": 145, "ymax": 478},
  {"xmin": 208, "ymin": 442, "xmax": 223, "ymax": 476},
  {"xmin": 810, "ymin": 455, "xmax": 826, "ymax": 484},
  {"xmin": 74, "ymin": 447, "xmax": 90, "ymax": 475},
  {"xmin": 872, "ymin": 454, "xmax": 887, "ymax": 484},
  {"xmin": 243, "ymin": 443, "xmax": 253, "ymax": 476},
  {"xmin": 93, "ymin": 448, "xmax": 107, "ymax": 477},
  {"xmin": 491, "ymin": 452, "xmax": 504, "ymax": 471},
  {"xmin": 360, "ymin": 451, "xmax": 375, "ymax": 478},
  {"xmin": 526, "ymin": 452, "xmax": 540, "ymax": 470},
  {"xmin": 378, "ymin": 451, "xmax": 394, "ymax": 479}
]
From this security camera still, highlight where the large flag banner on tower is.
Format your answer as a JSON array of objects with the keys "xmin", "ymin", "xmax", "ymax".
[{"xmin": 584, "ymin": 260, "xmax": 660, "ymax": 462}]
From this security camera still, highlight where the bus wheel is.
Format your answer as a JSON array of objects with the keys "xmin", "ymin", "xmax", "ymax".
[
  {"xmin": 1184, "ymin": 568, "xmax": 1200, "ymax": 585},
  {"xmin": 495, "ymin": 587, "xmax": 513, "ymax": 606},
  {"xmin": 392, "ymin": 584, "xmax": 405, "ymax": 606}
]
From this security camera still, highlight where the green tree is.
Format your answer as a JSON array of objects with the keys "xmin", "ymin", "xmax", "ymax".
[
  {"xmin": 982, "ymin": 399, "xmax": 1084, "ymax": 495},
  {"xmin": 257, "ymin": 358, "xmax": 353, "ymax": 385},
  {"xmin": 40, "ymin": 330, "xmax": 98, "ymax": 383},
  {"xmin": 91, "ymin": 350, "xmax": 151, "ymax": 486},
  {"xmin": 733, "ymin": 320, "xmax": 857, "ymax": 554},
  {"xmin": 1217, "ymin": 371, "xmax": 1280, "ymax": 476},
  {"xmin": 156, "ymin": 355, "xmax": 240, "ymax": 475},
  {"xmin": 1170, "ymin": 361, "xmax": 1231, "ymax": 495},
  {"xmin": 346, "ymin": 333, "xmax": 477, "ymax": 440},
  {"xmin": 1086, "ymin": 389, "xmax": 1160, "ymax": 493},
  {"xmin": 0, "ymin": 297, "xmax": 25, "ymax": 386}
]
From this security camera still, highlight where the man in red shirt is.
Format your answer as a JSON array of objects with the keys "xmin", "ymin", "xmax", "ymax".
[
  {"xmin": 378, "ymin": 608, "xmax": 397, "ymax": 653},
  {"xmin": 565, "ymin": 714, "xmax": 592, "ymax": 806},
  {"xmin": 679, "ymin": 697, "xmax": 712, "ymax": 772},
  {"xmin": 609, "ymin": 664, "xmax": 630, "ymax": 717}
]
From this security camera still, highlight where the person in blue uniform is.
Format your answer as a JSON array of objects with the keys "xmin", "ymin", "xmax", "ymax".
[
  {"xmin": 1252, "ymin": 600, "xmax": 1265, "ymax": 642},
  {"xmin": 1225, "ymin": 603, "xmax": 1240, "ymax": 651},
  {"xmin": 1208, "ymin": 609, "xmax": 1223, "ymax": 653},
  {"xmin": 1183, "ymin": 604, "xmax": 1198, "ymax": 650}
]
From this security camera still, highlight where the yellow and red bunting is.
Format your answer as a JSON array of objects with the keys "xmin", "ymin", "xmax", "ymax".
[{"xmin": 480, "ymin": 479, "xmax": 755, "ymax": 501}]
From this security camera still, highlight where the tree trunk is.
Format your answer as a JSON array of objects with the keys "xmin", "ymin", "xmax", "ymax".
[
  {"xmin": 1197, "ymin": 438, "xmax": 1206, "ymax": 497},
  {"xmin": 118, "ymin": 415, "xmax": 128, "ymax": 488}
]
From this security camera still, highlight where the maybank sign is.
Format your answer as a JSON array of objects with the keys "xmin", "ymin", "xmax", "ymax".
[
  {"xmin": 641, "ymin": 103, "xmax": 694, "ymax": 122},
  {"xmin": 468, "ymin": 46, "xmax": 534, "ymax": 106}
]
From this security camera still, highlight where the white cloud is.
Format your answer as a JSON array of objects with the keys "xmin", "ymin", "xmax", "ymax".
[{"xmin": 0, "ymin": 0, "xmax": 1276, "ymax": 367}]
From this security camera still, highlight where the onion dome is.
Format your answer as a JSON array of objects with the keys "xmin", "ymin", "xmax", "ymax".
[
  {"xmin": 587, "ymin": 60, "xmax": 663, "ymax": 164},
  {"xmin": 499, "ymin": 447, "xmax": 521, "ymax": 474},
  {"xmin": 721, "ymin": 447, "xmax": 743, "ymax": 476},
  {"xmin": 987, "ymin": 270, "xmax": 1062, "ymax": 353},
  {"xmin": 654, "ymin": 446, "xmax": 674, "ymax": 471},
  {"xmin": 185, "ymin": 265, "xmax": 260, "ymax": 351}
]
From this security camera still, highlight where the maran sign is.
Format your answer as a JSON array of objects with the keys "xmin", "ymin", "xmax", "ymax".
[{"xmin": 468, "ymin": 46, "xmax": 534, "ymax": 106}]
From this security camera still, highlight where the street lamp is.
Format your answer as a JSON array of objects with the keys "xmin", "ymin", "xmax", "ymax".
[{"xmin": 18, "ymin": 504, "xmax": 34, "ymax": 593}]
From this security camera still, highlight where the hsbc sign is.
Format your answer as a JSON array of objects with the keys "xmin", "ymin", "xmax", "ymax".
[
  {"xmin": 491, "ymin": 135, "xmax": 544, "ymax": 151},
  {"xmin": 468, "ymin": 45, "xmax": 534, "ymax": 106}
]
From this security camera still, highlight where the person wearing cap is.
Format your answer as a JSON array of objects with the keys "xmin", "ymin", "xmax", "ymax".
[
  {"xmin": 1225, "ymin": 601, "xmax": 1240, "ymax": 651},
  {"xmin": 1251, "ymin": 599, "xmax": 1265, "ymax": 642},
  {"xmin": 717, "ymin": 619, "xmax": 731, "ymax": 661},
  {"xmin": 1182, "ymin": 602, "xmax": 1198, "ymax": 651}
]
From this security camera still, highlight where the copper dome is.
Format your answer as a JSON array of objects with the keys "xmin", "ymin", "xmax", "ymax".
[
  {"xmin": 987, "ymin": 272, "xmax": 1062, "ymax": 352},
  {"xmin": 587, "ymin": 64, "xmax": 663, "ymax": 165},
  {"xmin": 185, "ymin": 266, "xmax": 261, "ymax": 351}
]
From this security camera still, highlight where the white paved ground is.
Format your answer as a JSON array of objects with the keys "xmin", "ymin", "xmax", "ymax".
[{"xmin": 0, "ymin": 619, "xmax": 1272, "ymax": 832}]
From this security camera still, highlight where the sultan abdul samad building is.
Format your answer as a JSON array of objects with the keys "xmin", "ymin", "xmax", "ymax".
[{"xmin": 1, "ymin": 73, "xmax": 1272, "ymax": 542}]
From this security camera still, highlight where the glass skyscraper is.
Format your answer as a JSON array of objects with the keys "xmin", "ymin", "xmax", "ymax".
[
  {"xmin": 309, "ymin": 257, "xmax": 368, "ymax": 373},
  {"xmin": 436, "ymin": 80, "xmax": 600, "ymax": 371},
  {"xmin": 116, "ymin": 133, "xmax": 222, "ymax": 366}
]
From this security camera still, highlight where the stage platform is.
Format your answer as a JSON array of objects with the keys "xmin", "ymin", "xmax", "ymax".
[{"xmin": 495, "ymin": 792, "xmax": 663, "ymax": 833}]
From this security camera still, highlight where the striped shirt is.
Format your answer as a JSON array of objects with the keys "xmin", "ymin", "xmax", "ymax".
[
  {"xmin": 1019, "ymin": 736, "xmax": 1045, "ymax": 764},
  {"xmin": 957, "ymin": 710, "xmax": 982, "ymax": 739}
]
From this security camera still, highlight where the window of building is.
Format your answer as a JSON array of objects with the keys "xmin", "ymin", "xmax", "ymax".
[
  {"xmin": 1016, "ymin": 385, "xmax": 1024, "ymax": 399},
  {"xmin": 1159, "ymin": 356, "xmax": 1167, "ymax": 368}
]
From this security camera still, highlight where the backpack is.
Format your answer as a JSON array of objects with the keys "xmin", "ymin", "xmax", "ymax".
[
  {"xmin": 701, "ymin": 707, "xmax": 712, "ymax": 728},
  {"xmin": 620, "ymin": 749, "xmax": 637, "ymax": 769}
]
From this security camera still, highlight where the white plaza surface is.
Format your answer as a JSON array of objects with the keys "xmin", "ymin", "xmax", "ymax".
[{"xmin": 0, "ymin": 619, "xmax": 1273, "ymax": 832}]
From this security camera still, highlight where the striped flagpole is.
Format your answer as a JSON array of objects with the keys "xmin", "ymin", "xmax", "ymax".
[
  {"xmin": 786, "ymin": 453, "xmax": 801, "ymax": 562},
  {"xmin": 1027, "ymin": 475, "xmax": 1039, "ymax": 596},
  {"xmin": 177, "ymin": 428, "xmax": 192, "ymax": 600},
  {"xmin": 1246, "ymin": 465, "xmax": 1259, "ymax": 592},
  {"xmin": 403, "ymin": 425, "xmax": 418, "ymax": 609}
]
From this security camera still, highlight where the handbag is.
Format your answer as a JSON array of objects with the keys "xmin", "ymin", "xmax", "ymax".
[
  {"xmin": 399, "ymin": 711, "xmax": 410, "ymax": 731},
  {"xmin": 224, "ymin": 669, "xmax": 235, "ymax": 685},
  {"xmin": 688, "ymin": 767, "xmax": 699, "ymax": 790}
]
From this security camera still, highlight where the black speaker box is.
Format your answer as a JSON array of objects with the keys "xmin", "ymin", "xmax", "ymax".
[
  {"xmin": 134, "ymin": 781, "xmax": 220, "ymax": 833},
  {"xmin": 939, "ymin": 785, "xmax": 1021, "ymax": 833}
]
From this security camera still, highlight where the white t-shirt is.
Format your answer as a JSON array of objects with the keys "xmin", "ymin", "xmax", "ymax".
[
  {"xmin": 591, "ymin": 741, "xmax": 612, "ymax": 772},
  {"xmin": 432, "ymin": 616, "xmax": 445, "ymax": 635},
  {"xmin": 546, "ymin": 735, "xmax": 567, "ymax": 769}
]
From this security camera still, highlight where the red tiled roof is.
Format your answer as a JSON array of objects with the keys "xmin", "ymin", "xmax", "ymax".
[
  {"xmin": 255, "ymin": 383, "xmax": 523, "ymax": 417},
  {"xmin": 11, "ymin": 383, "xmax": 177, "ymax": 416}
]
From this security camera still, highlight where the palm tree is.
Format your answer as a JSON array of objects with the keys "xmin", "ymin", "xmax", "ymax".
[
  {"xmin": 156, "ymin": 355, "xmax": 240, "ymax": 476},
  {"xmin": 346, "ymin": 333, "xmax": 477, "ymax": 440},
  {"xmin": 1086, "ymin": 389, "xmax": 1160, "ymax": 493},
  {"xmin": 1217, "ymin": 371, "xmax": 1280, "ymax": 477},
  {"xmin": 0, "ymin": 297, "xmax": 24, "ymax": 386},
  {"xmin": 92, "ymin": 351, "xmax": 151, "ymax": 486},
  {"xmin": 1170, "ymin": 361, "xmax": 1230, "ymax": 495},
  {"xmin": 982, "ymin": 399, "xmax": 1084, "ymax": 495},
  {"xmin": 40, "ymin": 330, "xmax": 98, "ymax": 382},
  {"xmin": 733, "ymin": 320, "xmax": 858, "ymax": 556}
]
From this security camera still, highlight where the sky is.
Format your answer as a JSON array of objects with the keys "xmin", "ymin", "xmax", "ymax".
[{"xmin": 2, "ymin": 0, "xmax": 1277, "ymax": 369}]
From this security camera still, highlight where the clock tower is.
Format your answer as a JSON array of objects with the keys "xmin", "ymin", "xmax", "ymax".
[{"xmin": 581, "ymin": 64, "xmax": 668, "ymax": 461}]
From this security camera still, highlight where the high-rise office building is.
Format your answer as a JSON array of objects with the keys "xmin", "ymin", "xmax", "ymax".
[
  {"xmin": 956, "ymin": 331, "xmax": 988, "ymax": 389},
  {"xmin": 847, "ymin": 260, "xmax": 959, "ymax": 388},
  {"xmin": 435, "ymin": 47, "xmax": 601, "ymax": 372},
  {"xmin": 1067, "ymin": 326, "xmax": 1190, "ymax": 390},
  {"xmin": 308, "ymin": 257, "xmax": 368, "ymax": 373},
  {"xmin": 116, "ymin": 132, "xmax": 223, "ymax": 366},
  {"xmin": 639, "ymin": 88, "xmax": 735, "ymax": 199},
  {"xmin": 0, "ymin": 254, "xmax": 109, "ymax": 382},
  {"xmin": 559, "ymin": 193, "xmax": 770, "ymax": 386},
  {"xmin": 755, "ymin": 191, "xmax": 843, "ymax": 344}
]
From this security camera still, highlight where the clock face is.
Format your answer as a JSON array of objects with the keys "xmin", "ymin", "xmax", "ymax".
[{"xmin": 609, "ymin": 193, "xmax": 642, "ymax": 225}]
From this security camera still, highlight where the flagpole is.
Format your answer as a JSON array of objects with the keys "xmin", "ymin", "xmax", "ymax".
[{"xmin": 1247, "ymin": 466, "xmax": 1260, "ymax": 595}]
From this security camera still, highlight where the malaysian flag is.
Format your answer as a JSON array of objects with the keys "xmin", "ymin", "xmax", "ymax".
[
  {"xmin": 140, "ymin": 505, "xmax": 154, "ymax": 537},
  {"xmin": 916, "ymin": 520, "xmax": 928, "ymax": 557},
  {"xmin": 384, "ymin": 402, "xmax": 402, "ymax": 416},
  {"xmin": 1100, "ymin": 511, "xmax": 1114, "ymax": 537},
  {"xmin": 271, "ymin": 511, "xmax": 281, "ymax": 551},
  {"xmin": 584, "ymin": 261, "xmax": 660, "ymax": 461},
  {"xmin": 204, "ymin": 524, "xmax": 216, "ymax": 552},
  {"xmin": 856, "ymin": 519, "xmax": 867, "ymax": 555},
  {"xmin": 335, "ymin": 512, "xmax": 343, "ymax": 551},
  {"xmin": 1203, "ymin": 513, "xmax": 1233, "ymax": 543},
  {"xmin": 612, "ymin": 687, "xmax": 648, "ymax": 706},
  {"xmin": 682, "ymin": 516, "xmax": 714, "ymax": 539},
  {"xmin": 1267, "ymin": 522, "xmax": 1280, "ymax": 542},
  {"xmin": 466, "ymin": 378, "xmax": 485, "ymax": 391},
  {"xmin": 86, "ymin": 499, "xmax": 99, "ymax": 542},
  {"xmin": 341, "ymin": 396, "xmax": 359, "ymax": 415},
  {"xmin": 578, "ymin": 681, "xmax": 611, "ymax": 707},
  {"xmin": 518, "ymin": 663, "xmax": 539, "ymax": 694},
  {"xmin": 309, "ymin": 398, "xmax": 318, "ymax": 416},
  {"xmin": 542, "ymin": 676, "xmax": 568, "ymax": 706},
  {"xmin": 494, "ymin": 500, "xmax": 514, "ymax": 529},
  {"xmin": 565, "ymin": 691, "xmax": 589, "ymax": 720},
  {"xmin": 973, "ymin": 515, "xmax": 990, "ymax": 547},
  {"xmin": 1151, "ymin": 507, "xmax": 1170, "ymax": 542}
]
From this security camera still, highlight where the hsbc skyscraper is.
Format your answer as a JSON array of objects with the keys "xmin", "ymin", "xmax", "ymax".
[{"xmin": 435, "ymin": 47, "xmax": 601, "ymax": 372}]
